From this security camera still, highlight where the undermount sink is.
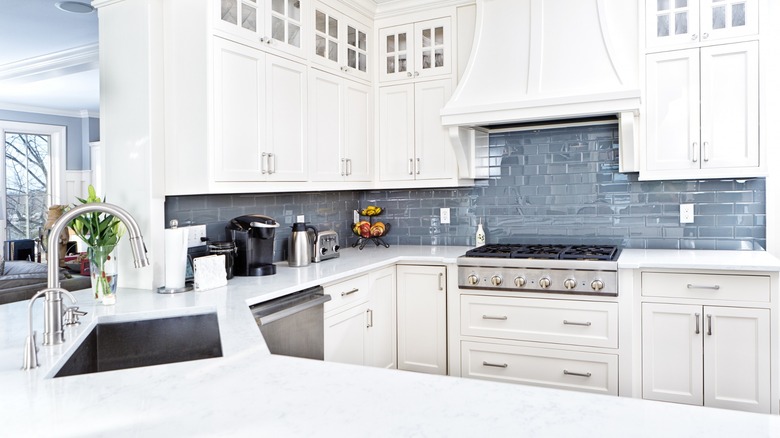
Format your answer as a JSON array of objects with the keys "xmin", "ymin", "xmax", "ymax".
[{"xmin": 54, "ymin": 312, "xmax": 223, "ymax": 378}]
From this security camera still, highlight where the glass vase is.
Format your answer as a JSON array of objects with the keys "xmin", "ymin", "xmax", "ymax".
[{"xmin": 88, "ymin": 245, "xmax": 118, "ymax": 305}]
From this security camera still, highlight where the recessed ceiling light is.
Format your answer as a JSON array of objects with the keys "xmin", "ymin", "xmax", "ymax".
[{"xmin": 55, "ymin": 1, "xmax": 95, "ymax": 14}]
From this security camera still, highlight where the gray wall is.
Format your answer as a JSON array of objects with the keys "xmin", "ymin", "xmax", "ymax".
[
  {"xmin": 0, "ymin": 109, "xmax": 97, "ymax": 170},
  {"xmin": 165, "ymin": 123, "xmax": 766, "ymax": 262}
]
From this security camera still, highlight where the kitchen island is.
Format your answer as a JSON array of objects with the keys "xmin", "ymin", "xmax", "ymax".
[{"xmin": 1, "ymin": 246, "xmax": 779, "ymax": 437}]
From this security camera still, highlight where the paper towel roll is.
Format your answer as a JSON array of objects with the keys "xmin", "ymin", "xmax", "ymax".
[{"xmin": 164, "ymin": 227, "xmax": 189, "ymax": 289}]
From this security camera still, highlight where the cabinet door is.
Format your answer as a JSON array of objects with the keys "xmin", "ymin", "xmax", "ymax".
[
  {"xmin": 641, "ymin": 303, "xmax": 703, "ymax": 406},
  {"xmin": 397, "ymin": 265, "xmax": 447, "ymax": 375},
  {"xmin": 312, "ymin": 4, "xmax": 340, "ymax": 70},
  {"xmin": 213, "ymin": 38, "xmax": 267, "ymax": 182},
  {"xmin": 343, "ymin": 79, "xmax": 372, "ymax": 181},
  {"xmin": 344, "ymin": 22, "xmax": 370, "ymax": 81},
  {"xmin": 324, "ymin": 302, "xmax": 368, "ymax": 365},
  {"xmin": 367, "ymin": 266, "xmax": 397, "ymax": 369},
  {"xmin": 699, "ymin": 41, "xmax": 758, "ymax": 170},
  {"xmin": 414, "ymin": 18, "xmax": 451, "ymax": 80},
  {"xmin": 216, "ymin": 0, "xmax": 265, "ymax": 43},
  {"xmin": 703, "ymin": 306, "xmax": 770, "ymax": 413},
  {"xmin": 699, "ymin": 0, "xmax": 758, "ymax": 42},
  {"xmin": 645, "ymin": 0, "xmax": 700, "ymax": 49},
  {"xmin": 414, "ymin": 79, "xmax": 455, "ymax": 180},
  {"xmin": 308, "ymin": 68, "xmax": 343, "ymax": 181},
  {"xmin": 265, "ymin": 0, "xmax": 304, "ymax": 58},
  {"xmin": 379, "ymin": 24, "xmax": 414, "ymax": 82},
  {"xmin": 265, "ymin": 54, "xmax": 307, "ymax": 181},
  {"xmin": 645, "ymin": 49, "xmax": 700, "ymax": 173},
  {"xmin": 378, "ymin": 84, "xmax": 415, "ymax": 181}
]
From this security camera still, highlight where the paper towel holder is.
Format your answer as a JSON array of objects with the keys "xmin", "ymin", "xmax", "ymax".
[{"xmin": 158, "ymin": 220, "xmax": 194, "ymax": 294}]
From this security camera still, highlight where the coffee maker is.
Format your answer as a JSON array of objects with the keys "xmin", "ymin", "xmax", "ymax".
[{"xmin": 226, "ymin": 214, "xmax": 279, "ymax": 276}]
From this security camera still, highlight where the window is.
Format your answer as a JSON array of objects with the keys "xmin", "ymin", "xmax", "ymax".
[{"xmin": 1, "ymin": 121, "xmax": 65, "ymax": 244}]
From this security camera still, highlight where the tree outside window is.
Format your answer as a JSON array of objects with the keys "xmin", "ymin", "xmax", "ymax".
[{"xmin": 5, "ymin": 132, "xmax": 50, "ymax": 241}]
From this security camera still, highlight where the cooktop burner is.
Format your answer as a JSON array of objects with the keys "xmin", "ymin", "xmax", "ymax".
[{"xmin": 464, "ymin": 244, "xmax": 619, "ymax": 261}]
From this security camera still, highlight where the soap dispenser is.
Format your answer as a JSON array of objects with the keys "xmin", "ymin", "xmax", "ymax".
[{"xmin": 475, "ymin": 218, "xmax": 486, "ymax": 247}]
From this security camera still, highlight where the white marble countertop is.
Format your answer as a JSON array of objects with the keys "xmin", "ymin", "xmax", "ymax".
[
  {"xmin": 2, "ymin": 245, "xmax": 780, "ymax": 437},
  {"xmin": 618, "ymin": 248, "xmax": 780, "ymax": 271}
]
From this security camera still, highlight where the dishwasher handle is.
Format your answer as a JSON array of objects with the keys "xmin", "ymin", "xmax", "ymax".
[{"xmin": 252, "ymin": 286, "xmax": 331, "ymax": 326}]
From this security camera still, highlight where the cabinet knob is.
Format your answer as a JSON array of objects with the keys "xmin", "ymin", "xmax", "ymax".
[
  {"xmin": 539, "ymin": 277, "xmax": 551, "ymax": 289},
  {"xmin": 407, "ymin": 72, "xmax": 413, "ymax": 77},
  {"xmin": 702, "ymin": 32, "xmax": 709, "ymax": 39},
  {"xmin": 691, "ymin": 33, "xmax": 698, "ymax": 40},
  {"xmin": 414, "ymin": 71, "xmax": 420, "ymax": 77}
]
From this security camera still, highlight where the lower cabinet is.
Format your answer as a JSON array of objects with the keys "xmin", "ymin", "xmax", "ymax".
[
  {"xmin": 324, "ymin": 267, "xmax": 397, "ymax": 368},
  {"xmin": 396, "ymin": 265, "xmax": 447, "ymax": 375},
  {"xmin": 641, "ymin": 302, "xmax": 770, "ymax": 413}
]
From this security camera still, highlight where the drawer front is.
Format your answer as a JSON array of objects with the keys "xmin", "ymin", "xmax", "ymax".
[
  {"xmin": 641, "ymin": 272, "xmax": 770, "ymax": 302},
  {"xmin": 461, "ymin": 341, "xmax": 618, "ymax": 395},
  {"xmin": 461, "ymin": 295, "xmax": 618, "ymax": 348},
  {"xmin": 324, "ymin": 274, "xmax": 370, "ymax": 313}
]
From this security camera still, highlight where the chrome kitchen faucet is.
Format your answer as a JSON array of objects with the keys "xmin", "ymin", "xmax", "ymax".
[{"xmin": 22, "ymin": 203, "xmax": 150, "ymax": 370}]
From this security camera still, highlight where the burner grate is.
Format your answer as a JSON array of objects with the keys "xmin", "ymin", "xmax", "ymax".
[{"xmin": 465, "ymin": 244, "xmax": 619, "ymax": 261}]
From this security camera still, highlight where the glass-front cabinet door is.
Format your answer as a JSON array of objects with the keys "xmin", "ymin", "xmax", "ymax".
[
  {"xmin": 379, "ymin": 17, "xmax": 450, "ymax": 83},
  {"xmin": 311, "ymin": 2, "xmax": 371, "ymax": 82},
  {"xmin": 646, "ymin": 0, "xmax": 758, "ymax": 49},
  {"xmin": 379, "ymin": 24, "xmax": 414, "ymax": 82},
  {"xmin": 346, "ymin": 25, "xmax": 368, "ymax": 76},
  {"xmin": 216, "ymin": 0, "xmax": 306, "ymax": 58},
  {"xmin": 313, "ymin": 6, "xmax": 340, "ymax": 66}
]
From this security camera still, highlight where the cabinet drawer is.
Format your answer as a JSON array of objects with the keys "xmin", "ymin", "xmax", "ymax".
[
  {"xmin": 461, "ymin": 341, "xmax": 618, "ymax": 395},
  {"xmin": 641, "ymin": 272, "xmax": 770, "ymax": 302},
  {"xmin": 323, "ymin": 275, "xmax": 370, "ymax": 313},
  {"xmin": 460, "ymin": 295, "xmax": 618, "ymax": 348}
]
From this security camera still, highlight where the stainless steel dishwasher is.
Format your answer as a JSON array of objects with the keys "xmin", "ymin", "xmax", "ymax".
[{"xmin": 249, "ymin": 286, "xmax": 331, "ymax": 360}]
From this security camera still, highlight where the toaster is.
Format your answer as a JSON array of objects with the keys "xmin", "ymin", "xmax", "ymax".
[{"xmin": 312, "ymin": 230, "xmax": 340, "ymax": 262}]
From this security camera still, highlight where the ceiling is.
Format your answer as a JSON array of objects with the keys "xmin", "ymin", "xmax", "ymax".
[{"xmin": 0, "ymin": 0, "xmax": 99, "ymax": 116}]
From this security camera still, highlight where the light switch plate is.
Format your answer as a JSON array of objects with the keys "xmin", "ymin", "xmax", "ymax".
[
  {"xmin": 440, "ymin": 208, "xmax": 450, "ymax": 224},
  {"xmin": 680, "ymin": 204, "xmax": 694, "ymax": 224}
]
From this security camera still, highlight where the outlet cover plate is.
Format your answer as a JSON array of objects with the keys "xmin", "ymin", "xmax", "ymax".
[
  {"xmin": 440, "ymin": 208, "xmax": 450, "ymax": 224},
  {"xmin": 187, "ymin": 225, "xmax": 207, "ymax": 248},
  {"xmin": 680, "ymin": 204, "xmax": 694, "ymax": 224}
]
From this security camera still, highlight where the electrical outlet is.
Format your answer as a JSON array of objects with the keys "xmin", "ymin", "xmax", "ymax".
[
  {"xmin": 187, "ymin": 224, "xmax": 207, "ymax": 248},
  {"xmin": 680, "ymin": 204, "xmax": 694, "ymax": 224},
  {"xmin": 440, "ymin": 208, "xmax": 450, "ymax": 224},
  {"xmin": 353, "ymin": 210, "xmax": 359, "ymax": 224}
]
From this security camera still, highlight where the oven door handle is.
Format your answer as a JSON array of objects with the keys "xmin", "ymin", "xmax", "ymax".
[{"xmin": 254, "ymin": 291, "xmax": 332, "ymax": 326}]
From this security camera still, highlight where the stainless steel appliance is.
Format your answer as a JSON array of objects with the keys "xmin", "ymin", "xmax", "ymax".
[
  {"xmin": 457, "ymin": 244, "xmax": 619, "ymax": 297},
  {"xmin": 227, "ymin": 214, "xmax": 279, "ymax": 276},
  {"xmin": 288, "ymin": 217, "xmax": 317, "ymax": 267},
  {"xmin": 311, "ymin": 230, "xmax": 339, "ymax": 263},
  {"xmin": 249, "ymin": 286, "xmax": 331, "ymax": 360}
]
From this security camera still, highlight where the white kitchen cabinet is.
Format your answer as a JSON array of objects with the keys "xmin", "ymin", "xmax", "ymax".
[
  {"xmin": 367, "ymin": 266, "xmax": 397, "ymax": 369},
  {"xmin": 213, "ymin": 37, "xmax": 307, "ymax": 182},
  {"xmin": 397, "ymin": 265, "xmax": 447, "ymax": 375},
  {"xmin": 215, "ymin": 0, "xmax": 306, "ymax": 59},
  {"xmin": 379, "ymin": 17, "xmax": 451, "ymax": 83},
  {"xmin": 378, "ymin": 79, "xmax": 456, "ymax": 181},
  {"xmin": 323, "ymin": 269, "xmax": 396, "ymax": 369},
  {"xmin": 645, "ymin": 0, "xmax": 758, "ymax": 50},
  {"xmin": 643, "ymin": 41, "xmax": 758, "ymax": 179},
  {"xmin": 308, "ymin": 68, "xmax": 372, "ymax": 182},
  {"xmin": 310, "ymin": 1, "xmax": 371, "ymax": 82},
  {"xmin": 641, "ymin": 302, "xmax": 769, "ymax": 413}
]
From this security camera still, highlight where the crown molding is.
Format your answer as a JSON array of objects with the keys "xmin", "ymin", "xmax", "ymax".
[
  {"xmin": 0, "ymin": 44, "xmax": 98, "ymax": 83},
  {"xmin": 0, "ymin": 102, "xmax": 99, "ymax": 119},
  {"xmin": 375, "ymin": 0, "xmax": 474, "ymax": 18}
]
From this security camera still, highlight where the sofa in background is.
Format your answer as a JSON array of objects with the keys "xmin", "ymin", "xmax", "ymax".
[{"xmin": 0, "ymin": 260, "xmax": 91, "ymax": 305}]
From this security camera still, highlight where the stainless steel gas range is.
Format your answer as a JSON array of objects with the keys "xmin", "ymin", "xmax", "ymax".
[{"xmin": 457, "ymin": 244, "xmax": 619, "ymax": 297}]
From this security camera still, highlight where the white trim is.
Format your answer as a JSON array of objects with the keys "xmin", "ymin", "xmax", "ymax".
[
  {"xmin": 0, "ymin": 102, "xmax": 99, "ymax": 118},
  {"xmin": 0, "ymin": 44, "xmax": 99, "ymax": 83}
]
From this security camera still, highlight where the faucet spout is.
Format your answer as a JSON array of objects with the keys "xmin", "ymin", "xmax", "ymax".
[{"xmin": 46, "ymin": 202, "xmax": 150, "ymax": 290}]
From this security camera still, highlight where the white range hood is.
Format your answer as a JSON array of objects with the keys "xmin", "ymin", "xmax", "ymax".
[{"xmin": 442, "ymin": 0, "xmax": 641, "ymax": 177}]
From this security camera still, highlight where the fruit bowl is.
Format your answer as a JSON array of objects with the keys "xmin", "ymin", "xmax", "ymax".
[
  {"xmin": 351, "ymin": 222, "xmax": 391, "ymax": 249},
  {"xmin": 359, "ymin": 205, "xmax": 383, "ymax": 217}
]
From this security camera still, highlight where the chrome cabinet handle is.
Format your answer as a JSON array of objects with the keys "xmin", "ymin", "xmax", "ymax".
[
  {"xmin": 695, "ymin": 313, "xmax": 700, "ymax": 334},
  {"xmin": 563, "ymin": 370, "xmax": 592, "ymax": 378},
  {"xmin": 707, "ymin": 314, "xmax": 712, "ymax": 336},
  {"xmin": 261, "ymin": 152, "xmax": 268, "ymax": 174},
  {"xmin": 438, "ymin": 272, "xmax": 444, "ymax": 290},
  {"xmin": 687, "ymin": 284, "xmax": 720, "ymax": 290},
  {"xmin": 408, "ymin": 158, "xmax": 413, "ymax": 175},
  {"xmin": 366, "ymin": 309, "xmax": 373, "ymax": 328},
  {"xmin": 341, "ymin": 288, "xmax": 359, "ymax": 297},
  {"xmin": 703, "ymin": 141, "xmax": 710, "ymax": 162},
  {"xmin": 340, "ymin": 158, "xmax": 346, "ymax": 176},
  {"xmin": 482, "ymin": 361, "xmax": 508, "ymax": 368},
  {"xmin": 563, "ymin": 320, "xmax": 592, "ymax": 327},
  {"xmin": 346, "ymin": 158, "xmax": 352, "ymax": 176},
  {"xmin": 416, "ymin": 158, "xmax": 421, "ymax": 175},
  {"xmin": 482, "ymin": 315, "xmax": 507, "ymax": 320},
  {"xmin": 692, "ymin": 142, "xmax": 699, "ymax": 162},
  {"xmin": 268, "ymin": 153, "xmax": 275, "ymax": 174}
]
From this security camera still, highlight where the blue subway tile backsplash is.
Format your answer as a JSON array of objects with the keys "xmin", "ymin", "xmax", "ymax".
[{"xmin": 165, "ymin": 123, "xmax": 766, "ymax": 262}]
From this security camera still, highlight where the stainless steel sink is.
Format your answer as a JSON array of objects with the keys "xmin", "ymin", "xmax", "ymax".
[{"xmin": 54, "ymin": 312, "xmax": 223, "ymax": 378}]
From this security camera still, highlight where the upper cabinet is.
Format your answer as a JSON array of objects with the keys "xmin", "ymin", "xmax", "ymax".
[
  {"xmin": 215, "ymin": 0, "xmax": 307, "ymax": 59},
  {"xmin": 379, "ymin": 17, "xmax": 452, "ymax": 83},
  {"xmin": 646, "ymin": 0, "xmax": 758, "ymax": 50},
  {"xmin": 311, "ymin": 1, "xmax": 371, "ymax": 82}
]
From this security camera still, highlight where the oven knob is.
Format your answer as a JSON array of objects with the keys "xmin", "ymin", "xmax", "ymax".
[
  {"xmin": 539, "ymin": 277, "xmax": 551, "ymax": 289},
  {"xmin": 490, "ymin": 275, "xmax": 503, "ymax": 286},
  {"xmin": 467, "ymin": 274, "xmax": 479, "ymax": 285},
  {"xmin": 563, "ymin": 278, "xmax": 577, "ymax": 290},
  {"xmin": 591, "ymin": 279, "xmax": 605, "ymax": 291},
  {"xmin": 514, "ymin": 276, "xmax": 526, "ymax": 287}
]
